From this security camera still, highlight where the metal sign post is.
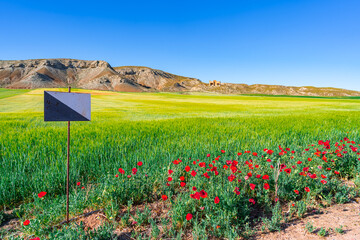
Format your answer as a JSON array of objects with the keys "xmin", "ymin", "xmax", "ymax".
[
  {"xmin": 67, "ymin": 87, "xmax": 70, "ymax": 222},
  {"xmin": 44, "ymin": 87, "xmax": 91, "ymax": 222}
]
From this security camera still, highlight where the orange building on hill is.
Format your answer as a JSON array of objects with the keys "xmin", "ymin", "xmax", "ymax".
[{"xmin": 209, "ymin": 80, "xmax": 221, "ymax": 86}]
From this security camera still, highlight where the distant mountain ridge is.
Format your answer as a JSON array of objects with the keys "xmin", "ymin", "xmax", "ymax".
[{"xmin": 0, "ymin": 59, "xmax": 359, "ymax": 97}]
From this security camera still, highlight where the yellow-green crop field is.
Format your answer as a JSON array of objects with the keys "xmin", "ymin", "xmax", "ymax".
[{"xmin": 0, "ymin": 88, "xmax": 359, "ymax": 239}]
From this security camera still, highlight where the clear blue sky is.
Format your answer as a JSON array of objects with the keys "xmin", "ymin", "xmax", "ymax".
[{"xmin": 1, "ymin": 0, "xmax": 359, "ymax": 90}]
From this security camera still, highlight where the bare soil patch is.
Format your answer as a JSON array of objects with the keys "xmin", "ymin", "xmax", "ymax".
[{"xmin": 254, "ymin": 199, "xmax": 360, "ymax": 240}]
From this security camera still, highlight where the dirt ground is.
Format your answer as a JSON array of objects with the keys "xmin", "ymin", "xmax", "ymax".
[{"xmin": 255, "ymin": 200, "xmax": 360, "ymax": 240}]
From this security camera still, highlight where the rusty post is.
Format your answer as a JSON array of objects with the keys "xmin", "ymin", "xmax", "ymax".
[{"xmin": 66, "ymin": 86, "xmax": 71, "ymax": 222}]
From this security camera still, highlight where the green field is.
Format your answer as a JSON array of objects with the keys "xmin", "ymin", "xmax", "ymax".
[{"xmin": 0, "ymin": 88, "xmax": 359, "ymax": 239}]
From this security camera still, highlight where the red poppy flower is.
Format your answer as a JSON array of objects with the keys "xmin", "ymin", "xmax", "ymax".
[
  {"xmin": 237, "ymin": 152, "xmax": 242, "ymax": 156},
  {"xmin": 304, "ymin": 187, "xmax": 310, "ymax": 192},
  {"xmin": 214, "ymin": 196, "xmax": 220, "ymax": 204},
  {"xmin": 192, "ymin": 186, "xmax": 197, "ymax": 191},
  {"xmin": 230, "ymin": 165, "xmax": 237, "ymax": 173},
  {"xmin": 81, "ymin": 186, "xmax": 85, "ymax": 189},
  {"xmin": 263, "ymin": 183, "xmax": 270, "ymax": 190},
  {"xmin": 252, "ymin": 152, "xmax": 258, "ymax": 157},
  {"xmin": 267, "ymin": 149, "xmax": 274, "ymax": 155},
  {"xmin": 249, "ymin": 198, "xmax": 255, "ymax": 204},
  {"xmin": 210, "ymin": 166, "xmax": 217, "ymax": 172},
  {"xmin": 266, "ymin": 159, "xmax": 272, "ymax": 162},
  {"xmin": 38, "ymin": 191, "xmax": 47, "ymax": 198},
  {"xmin": 249, "ymin": 183, "xmax": 256, "ymax": 190},
  {"xmin": 221, "ymin": 150, "xmax": 225, "ymax": 153},
  {"xmin": 191, "ymin": 170, "xmax": 197, "ymax": 177},
  {"xmin": 77, "ymin": 182, "xmax": 81, "ymax": 186},
  {"xmin": 132, "ymin": 168, "xmax": 137, "ymax": 174},
  {"xmin": 284, "ymin": 168, "xmax": 291, "ymax": 174},
  {"xmin": 256, "ymin": 174, "xmax": 261, "ymax": 178},
  {"xmin": 180, "ymin": 176, "xmax": 185, "ymax": 181},
  {"xmin": 23, "ymin": 220, "xmax": 30, "ymax": 226},
  {"xmin": 206, "ymin": 154, "xmax": 211, "ymax": 157},
  {"xmin": 297, "ymin": 161, "xmax": 302, "ymax": 164},
  {"xmin": 168, "ymin": 169, "xmax": 173, "ymax": 174},
  {"xmin": 127, "ymin": 175, "xmax": 131, "ymax": 178},
  {"xmin": 180, "ymin": 182, "xmax": 186, "ymax": 187},
  {"xmin": 303, "ymin": 167, "xmax": 309, "ymax": 172},
  {"xmin": 321, "ymin": 174, "xmax": 327, "ymax": 179},
  {"xmin": 162, "ymin": 195, "xmax": 168, "ymax": 200},
  {"xmin": 137, "ymin": 161, "xmax": 143, "ymax": 166},
  {"xmin": 334, "ymin": 171, "xmax": 340, "ymax": 174},
  {"xmin": 115, "ymin": 174, "xmax": 119, "ymax": 178},
  {"xmin": 308, "ymin": 158, "xmax": 312, "ymax": 161},
  {"xmin": 186, "ymin": 213, "xmax": 193, "ymax": 220},
  {"xmin": 199, "ymin": 162, "xmax": 206, "ymax": 168},
  {"xmin": 262, "ymin": 175, "xmax": 269, "ymax": 180},
  {"xmin": 309, "ymin": 174, "xmax": 317, "ymax": 179},
  {"xmin": 185, "ymin": 166, "xmax": 191, "ymax": 172},
  {"xmin": 190, "ymin": 192, "xmax": 201, "ymax": 200},
  {"xmin": 30, "ymin": 237, "xmax": 40, "ymax": 240},
  {"xmin": 167, "ymin": 177, "xmax": 173, "ymax": 182},
  {"xmin": 228, "ymin": 174, "xmax": 236, "ymax": 182},
  {"xmin": 203, "ymin": 172, "xmax": 210, "ymax": 179},
  {"xmin": 199, "ymin": 190, "xmax": 208, "ymax": 198},
  {"xmin": 294, "ymin": 190, "xmax": 299, "ymax": 194},
  {"xmin": 118, "ymin": 168, "xmax": 125, "ymax": 174},
  {"xmin": 321, "ymin": 180, "xmax": 327, "ymax": 184}
]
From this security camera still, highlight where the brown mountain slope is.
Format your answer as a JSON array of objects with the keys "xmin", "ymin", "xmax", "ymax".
[
  {"xmin": 0, "ymin": 59, "xmax": 359, "ymax": 96},
  {"xmin": 0, "ymin": 59, "xmax": 200, "ymax": 92},
  {"xmin": 0, "ymin": 59, "xmax": 147, "ymax": 92}
]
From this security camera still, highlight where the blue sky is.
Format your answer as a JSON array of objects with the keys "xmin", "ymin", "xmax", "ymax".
[{"xmin": 1, "ymin": 0, "xmax": 359, "ymax": 90}]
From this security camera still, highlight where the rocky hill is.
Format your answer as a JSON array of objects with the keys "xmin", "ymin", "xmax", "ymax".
[{"xmin": 0, "ymin": 59, "xmax": 359, "ymax": 97}]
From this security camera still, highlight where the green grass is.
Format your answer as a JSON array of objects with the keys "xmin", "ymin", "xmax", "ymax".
[
  {"xmin": 1, "ymin": 88, "xmax": 359, "ymax": 117},
  {"xmin": 0, "ymin": 88, "xmax": 359, "ymax": 239},
  {"xmin": 0, "ymin": 88, "xmax": 30, "ymax": 99},
  {"xmin": 0, "ymin": 88, "xmax": 359, "ymax": 207},
  {"xmin": 240, "ymin": 93, "xmax": 360, "ymax": 99}
]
